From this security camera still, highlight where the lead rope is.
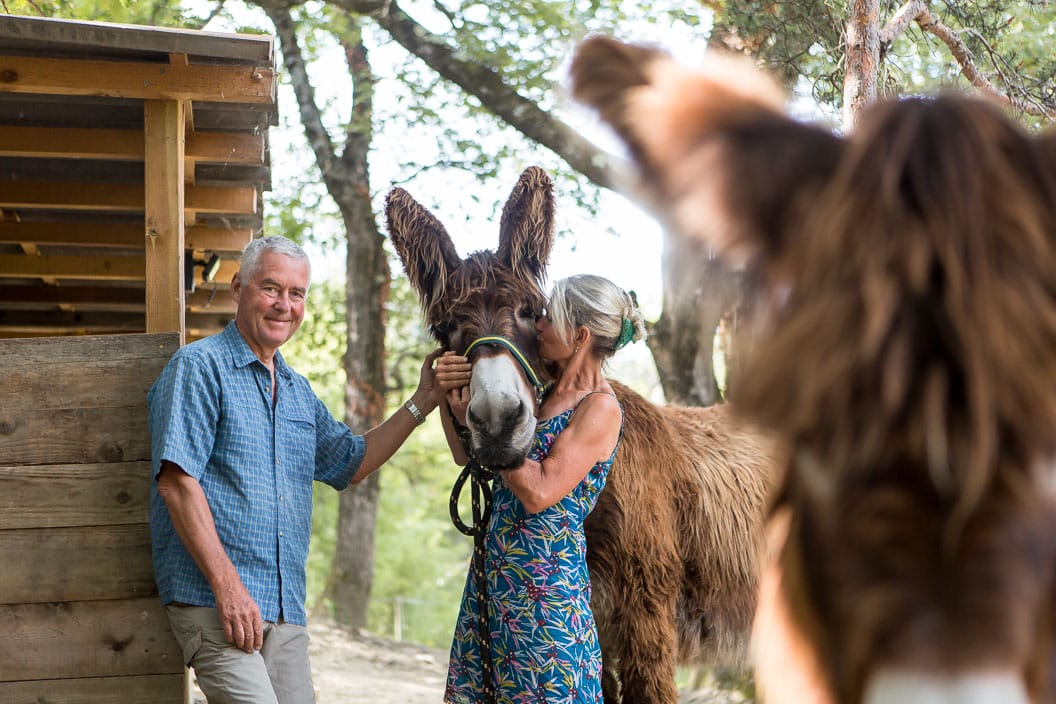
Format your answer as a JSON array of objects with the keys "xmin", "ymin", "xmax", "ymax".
[
  {"xmin": 448, "ymin": 335, "xmax": 550, "ymax": 704},
  {"xmin": 449, "ymin": 444, "xmax": 497, "ymax": 703}
]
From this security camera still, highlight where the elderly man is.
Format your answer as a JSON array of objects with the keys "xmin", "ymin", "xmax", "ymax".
[{"xmin": 148, "ymin": 235, "xmax": 445, "ymax": 703}]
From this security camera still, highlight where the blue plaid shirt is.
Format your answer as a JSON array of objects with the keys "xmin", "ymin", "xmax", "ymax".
[{"xmin": 148, "ymin": 322, "xmax": 365, "ymax": 625}]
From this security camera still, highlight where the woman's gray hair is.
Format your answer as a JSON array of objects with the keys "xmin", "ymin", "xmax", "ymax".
[
  {"xmin": 240, "ymin": 236, "xmax": 311, "ymax": 284},
  {"xmin": 548, "ymin": 274, "xmax": 646, "ymax": 357}
]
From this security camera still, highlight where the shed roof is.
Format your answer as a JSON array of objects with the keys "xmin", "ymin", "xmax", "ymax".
[{"xmin": 0, "ymin": 14, "xmax": 278, "ymax": 340}]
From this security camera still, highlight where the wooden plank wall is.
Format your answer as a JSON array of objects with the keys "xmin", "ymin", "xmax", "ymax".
[{"xmin": 0, "ymin": 333, "xmax": 185, "ymax": 703}]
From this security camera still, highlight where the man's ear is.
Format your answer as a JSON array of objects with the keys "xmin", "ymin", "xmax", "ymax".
[{"xmin": 230, "ymin": 271, "xmax": 242, "ymax": 302}]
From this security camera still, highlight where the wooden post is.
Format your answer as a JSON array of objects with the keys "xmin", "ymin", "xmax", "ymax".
[{"xmin": 144, "ymin": 99, "xmax": 186, "ymax": 343}]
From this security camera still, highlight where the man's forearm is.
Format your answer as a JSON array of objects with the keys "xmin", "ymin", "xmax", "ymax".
[{"xmin": 156, "ymin": 462, "xmax": 241, "ymax": 595}]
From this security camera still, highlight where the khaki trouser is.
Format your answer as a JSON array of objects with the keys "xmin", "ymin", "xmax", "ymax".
[{"xmin": 166, "ymin": 604, "xmax": 315, "ymax": 704}]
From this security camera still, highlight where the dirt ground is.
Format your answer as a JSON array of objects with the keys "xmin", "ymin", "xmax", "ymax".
[{"xmin": 190, "ymin": 617, "xmax": 748, "ymax": 703}]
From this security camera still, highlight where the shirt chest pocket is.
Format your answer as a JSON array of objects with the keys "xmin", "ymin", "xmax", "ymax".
[{"xmin": 276, "ymin": 406, "xmax": 317, "ymax": 482}]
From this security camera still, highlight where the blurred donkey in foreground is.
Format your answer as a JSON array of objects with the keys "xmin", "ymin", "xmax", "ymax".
[{"xmin": 572, "ymin": 35, "xmax": 1056, "ymax": 704}]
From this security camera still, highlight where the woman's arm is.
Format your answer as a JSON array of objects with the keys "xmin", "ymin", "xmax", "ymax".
[
  {"xmin": 501, "ymin": 393, "xmax": 622, "ymax": 514},
  {"xmin": 439, "ymin": 396, "xmax": 468, "ymax": 468}
]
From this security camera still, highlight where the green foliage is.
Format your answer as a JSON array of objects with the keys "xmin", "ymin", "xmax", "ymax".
[
  {"xmin": 711, "ymin": 1, "xmax": 1056, "ymax": 122},
  {"xmin": 366, "ymin": 271, "xmax": 473, "ymax": 647},
  {"xmin": 368, "ymin": 420, "xmax": 472, "ymax": 647},
  {"xmin": 4, "ymin": 0, "xmax": 191, "ymax": 25}
]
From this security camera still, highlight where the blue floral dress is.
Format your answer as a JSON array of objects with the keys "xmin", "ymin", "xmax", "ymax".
[{"xmin": 445, "ymin": 394, "xmax": 621, "ymax": 704}]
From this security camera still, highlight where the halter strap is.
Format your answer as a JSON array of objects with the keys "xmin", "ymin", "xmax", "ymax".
[{"xmin": 463, "ymin": 335, "xmax": 550, "ymax": 401}]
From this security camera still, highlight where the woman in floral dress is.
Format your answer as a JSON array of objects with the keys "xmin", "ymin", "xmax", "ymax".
[{"xmin": 436, "ymin": 274, "xmax": 646, "ymax": 704}]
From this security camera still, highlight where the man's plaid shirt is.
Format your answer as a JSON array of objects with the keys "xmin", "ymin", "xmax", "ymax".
[{"xmin": 148, "ymin": 322, "xmax": 364, "ymax": 625}]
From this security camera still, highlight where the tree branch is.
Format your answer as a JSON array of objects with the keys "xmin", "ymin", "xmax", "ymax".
[
  {"xmin": 331, "ymin": 0, "xmax": 619, "ymax": 190},
  {"xmin": 878, "ymin": 0, "xmax": 924, "ymax": 44},
  {"xmin": 881, "ymin": 0, "xmax": 1055, "ymax": 120},
  {"xmin": 920, "ymin": 9, "xmax": 1055, "ymax": 119}
]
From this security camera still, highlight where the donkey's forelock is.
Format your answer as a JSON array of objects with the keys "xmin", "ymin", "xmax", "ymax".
[{"xmin": 426, "ymin": 251, "xmax": 547, "ymax": 352}]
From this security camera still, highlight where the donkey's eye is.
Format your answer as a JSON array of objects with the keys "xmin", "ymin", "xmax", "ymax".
[
  {"xmin": 519, "ymin": 305, "xmax": 537, "ymax": 320},
  {"xmin": 433, "ymin": 321, "xmax": 456, "ymax": 339}
]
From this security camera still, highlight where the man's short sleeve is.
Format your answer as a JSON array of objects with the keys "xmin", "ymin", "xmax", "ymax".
[
  {"xmin": 311, "ymin": 394, "xmax": 365, "ymax": 490},
  {"xmin": 147, "ymin": 353, "xmax": 219, "ymax": 481}
]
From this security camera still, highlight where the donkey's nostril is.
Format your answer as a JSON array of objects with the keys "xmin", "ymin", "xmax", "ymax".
[{"xmin": 467, "ymin": 407, "xmax": 484, "ymax": 428}]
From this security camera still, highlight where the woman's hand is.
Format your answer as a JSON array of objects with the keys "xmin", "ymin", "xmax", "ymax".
[
  {"xmin": 446, "ymin": 386, "xmax": 470, "ymax": 426},
  {"xmin": 435, "ymin": 352, "xmax": 472, "ymax": 426},
  {"xmin": 435, "ymin": 351, "xmax": 472, "ymax": 394}
]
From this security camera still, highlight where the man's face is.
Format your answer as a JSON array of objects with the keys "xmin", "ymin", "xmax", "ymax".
[{"xmin": 231, "ymin": 251, "xmax": 310, "ymax": 361}]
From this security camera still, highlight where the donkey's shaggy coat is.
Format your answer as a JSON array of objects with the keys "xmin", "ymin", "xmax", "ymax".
[
  {"xmin": 386, "ymin": 166, "xmax": 777, "ymax": 703},
  {"xmin": 571, "ymin": 34, "xmax": 1056, "ymax": 704}
]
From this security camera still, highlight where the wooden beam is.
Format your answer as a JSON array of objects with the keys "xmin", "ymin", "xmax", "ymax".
[
  {"xmin": 0, "ymin": 462, "xmax": 152, "ymax": 530},
  {"xmin": 0, "ymin": 221, "xmax": 250, "ymax": 252},
  {"xmin": 0, "ymin": 598, "xmax": 183, "ymax": 681},
  {"xmin": 186, "ymin": 224, "xmax": 252, "ymax": 252},
  {"xmin": 143, "ymin": 99, "xmax": 185, "ymax": 340},
  {"xmin": 0, "ymin": 674, "xmax": 184, "ymax": 704},
  {"xmin": 0, "ymin": 54, "xmax": 275, "ymax": 104},
  {"xmin": 0, "ymin": 309, "xmax": 231, "ymax": 342},
  {"xmin": 187, "ymin": 130, "xmax": 265, "ymax": 165},
  {"xmin": 0, "ymin": 126, "xmax": 264, "ymax": 165},
  {"xmin": 0, "ymin": 181, "xmax": 258, "ymax": 215},
  {"xmin": 0, "ymin": 15, "xmax": 274, "ymax": 63},
  {"xmin": 0, "ymin": 284, "xmax": 236, "ymax": 313},
  {"xmin": 0, "ymin": 126, "xmax": 140, "ymax": 159},
  {"xmin": 0, "ymin": 524, "xmax": 158, "ymax": 603},
  {"xmin": 0, "ymin": 253, "xmax": 239, "ymax": 284},
  {"xmin": 0, "ymin": 253, "xmax": 145, "ymax": 280}
]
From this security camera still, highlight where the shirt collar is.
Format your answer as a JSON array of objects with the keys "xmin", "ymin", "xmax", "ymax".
[{"xmin": 222, "ymin": 321, "xmax": 290, "ymax": 377}]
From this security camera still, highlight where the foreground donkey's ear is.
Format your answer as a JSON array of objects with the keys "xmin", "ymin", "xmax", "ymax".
[
  {"xmin": 569, "ymin": 35, "xmax": 843, "ymax": 269},
  {"xmin": 385, "ymin": 187, "xmax": 462, "ymax": 314},
  {"xmin": 497, "ymin": 166, "xmax": 554, "ymax": 285}
]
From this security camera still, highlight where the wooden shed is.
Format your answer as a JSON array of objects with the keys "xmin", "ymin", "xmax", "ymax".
[{"xmin": 0, "ymin": 14, "xmax": 277, "ymax": 703}]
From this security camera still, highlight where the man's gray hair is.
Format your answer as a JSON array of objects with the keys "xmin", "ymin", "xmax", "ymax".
[{"xmin": 240, "ymin": 236, "xmax": 311, "ymax": 284}]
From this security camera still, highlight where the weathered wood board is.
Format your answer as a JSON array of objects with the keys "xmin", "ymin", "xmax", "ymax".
[
  {"xmin": 0, "ymin": 673, "xmax": 184, "ymax": 704},
  {"xmin": 0, "ymin": 598, "xmax": 184, "ymax": 681},
  {"xmin": 0, "ymin": 333, "xmax": 183, "ymax": 700}
]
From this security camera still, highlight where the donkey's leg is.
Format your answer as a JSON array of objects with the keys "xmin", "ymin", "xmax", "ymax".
[
  {"xmin": 610, "ymin": 594, "xmax": 680, "ymax": 704},
  {"xmin": 601, "ymin": 655, "xmax": 621, "ymax": 704}
]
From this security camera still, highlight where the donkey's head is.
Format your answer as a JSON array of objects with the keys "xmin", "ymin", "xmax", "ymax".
[
  {"xmin": 386, "ymin": 166, "xmax": 555, "ymax": 468},
  {"xmin": 571, "ymin": 35, "xmax": 1056, "ymax": 704}
]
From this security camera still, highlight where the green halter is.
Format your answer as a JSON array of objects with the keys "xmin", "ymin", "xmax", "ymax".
[{"xmin": 463, "ymin": 335, "xmax": 551, "ymax": 403}]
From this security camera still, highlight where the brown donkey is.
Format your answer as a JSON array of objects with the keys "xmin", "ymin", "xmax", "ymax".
[
  {"xmin": 571, "ymin": 35, "xmax": 1056, "ymax": 704},
  {"xmin": 385, "ymin": 166, "xmax": 777, "ymax": 703}
]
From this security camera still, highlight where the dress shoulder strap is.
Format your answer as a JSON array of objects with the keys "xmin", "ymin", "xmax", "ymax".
[{"xmin": 572, "ymin": 390, "xmax": 619, "ymax": 411}]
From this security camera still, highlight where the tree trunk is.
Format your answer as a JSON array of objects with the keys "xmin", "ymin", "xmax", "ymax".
[
  {"xmin": 262, "ymin": 1, "xmax": 388, "ymax": 629},
  {"xmin": 648, "ymin": 230, "xmax": 743, "ymax": 407},
  {"xmin": 331, "ymin": 28, "xmax": 389, "ymax": 631},
  {"xmin": 844, "ymin": 0, "xmax": 881, "ymax": 131}
]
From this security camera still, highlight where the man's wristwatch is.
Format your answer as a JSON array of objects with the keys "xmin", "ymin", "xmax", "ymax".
[{"xmin": 403, "ymin": 399, "xmax": 426, "ymax": 426}]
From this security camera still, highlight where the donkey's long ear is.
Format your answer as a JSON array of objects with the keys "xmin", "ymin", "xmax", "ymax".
[
  {"xmin": 496, "ymin": 166, "xmax": 554, "ymax": 284},
  {"xmin": 570, "ymin": 35, "xmax": 843, "ymax": 267},
  {"xmin": 386, "ymin": 187, "xmax": 462, "ymax": 316}
]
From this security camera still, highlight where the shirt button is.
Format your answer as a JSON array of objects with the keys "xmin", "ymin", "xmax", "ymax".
[{"xmin": 279, "ymin": 531, "xmax": 284, "ymax": 537}]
